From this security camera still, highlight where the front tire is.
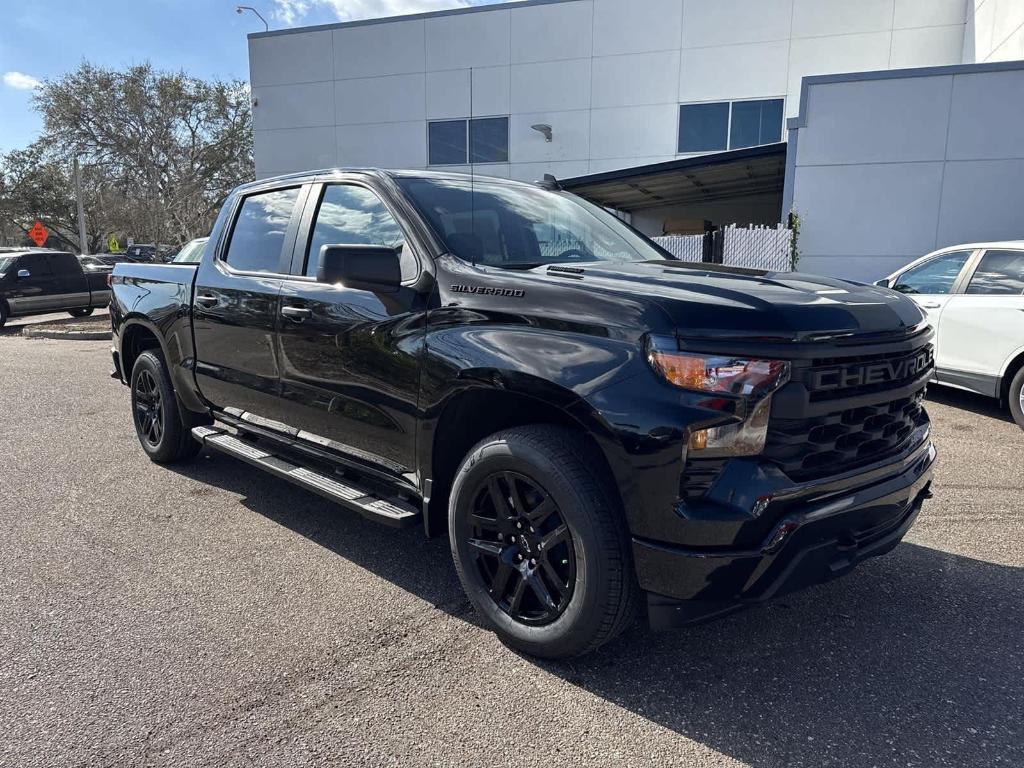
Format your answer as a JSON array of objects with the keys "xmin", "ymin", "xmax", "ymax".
[
  {"xmin": 1009, "ymin": 366, "xmax": 1024, "ymax": 429},
  {"xmin": 449, "ymin": 425, "xmax": 640, "ymax": 658},
  {"xmin": 130, "ymin": 350, "xmax": 203, "ymax": 463},
  {"xmin": 68, "ymin": 307, "xmax": 94, "ymax": 318}
]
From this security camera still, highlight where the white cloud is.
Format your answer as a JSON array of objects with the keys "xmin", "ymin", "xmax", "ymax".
[
  {"xmin": 3, "ymin": 71, "xmax": 42, "ymax": 90},
  {"xmin": 273, "ymin": 0, "xmax": 479, "ymax": 25}
]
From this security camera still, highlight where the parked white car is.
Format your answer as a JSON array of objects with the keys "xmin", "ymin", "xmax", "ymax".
[{"xmin": 877, "ymin": 242, "xmax": 1024, "ymax": 427}]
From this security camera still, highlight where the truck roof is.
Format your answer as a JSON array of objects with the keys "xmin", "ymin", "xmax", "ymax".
[
  {"xmin": 240, "ymin": 168, "xmax": 545, "ymax": 193},
  {"xmin": 0, "ymin": 248, "xmax": 73, "ymax": 257}
]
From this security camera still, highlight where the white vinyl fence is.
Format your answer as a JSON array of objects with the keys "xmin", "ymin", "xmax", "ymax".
[{"xmin": 654, "ymin": 224, "xmax": 793, "ymax": 271}]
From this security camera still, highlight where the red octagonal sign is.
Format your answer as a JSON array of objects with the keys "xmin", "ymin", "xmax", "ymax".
[{"xmin": 28, "ymin": 220, "xmax": 48, "ymax": 247}]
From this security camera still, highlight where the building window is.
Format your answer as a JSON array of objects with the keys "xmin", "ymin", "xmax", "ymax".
[
  {"xmin": 429, "ymin": 117, "xmax": 509, "ymax": 165},
  {"xmin": 678, "ymin": 99, "xmax": 784, "ymax": 154}
]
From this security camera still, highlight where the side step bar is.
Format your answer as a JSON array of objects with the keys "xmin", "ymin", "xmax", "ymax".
[{"xmin": 191, "ymin": 426, "xmax": 420, "ymax": 528}]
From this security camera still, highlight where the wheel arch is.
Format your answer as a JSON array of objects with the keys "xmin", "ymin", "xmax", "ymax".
[
  {"xmin": 999, "ymin": 347, "xmax": 1024, "ymax": 406},
  {"xmin": 120, "ymin": 317, "xmax": 166, "ymax": 380},
  {"xmin": 119, "ymin": 316, "xmax": 208, "ymax": 414},
  {"xmin": 422, "ymin": 377, "xmax": 626, "ymax": 539}
]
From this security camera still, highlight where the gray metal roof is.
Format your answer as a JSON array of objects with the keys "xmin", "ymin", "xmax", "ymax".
[{"xmin": 562, "ymin": 143, "xmax": 787, "ymax": 212}]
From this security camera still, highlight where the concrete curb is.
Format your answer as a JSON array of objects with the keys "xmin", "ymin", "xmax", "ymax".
[{"xmin": 21, "ymin": 326, "xmax": 112, "ymax": 341}]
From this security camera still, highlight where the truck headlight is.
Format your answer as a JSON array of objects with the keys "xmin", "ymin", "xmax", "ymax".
[
  {"xmin": 645, "ymin": 336, "xmax": 790, "ymax": 458},
  {"xmin": 646, "ymin": 338, "xmax": 789, "ymax": 399}
]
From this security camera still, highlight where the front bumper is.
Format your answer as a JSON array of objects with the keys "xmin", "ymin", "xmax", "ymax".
[{"xmin": 637, "ymin": 440, "xmax": 935, "ymax": 629}]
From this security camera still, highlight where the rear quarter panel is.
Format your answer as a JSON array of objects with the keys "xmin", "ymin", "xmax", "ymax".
[{"xmin": 110, "ymin": 263, "xmax": 202, "ymax": 409}]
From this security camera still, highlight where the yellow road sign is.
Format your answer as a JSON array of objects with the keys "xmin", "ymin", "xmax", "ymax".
[{"xmin": 108, "ymin": 236, "xmax": 120, "ymax": 253}]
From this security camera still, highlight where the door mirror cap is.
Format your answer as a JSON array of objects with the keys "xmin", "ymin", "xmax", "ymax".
[
  {"xmin": 17, "ymin": 269, "xmax": 30, "ymax": 279},
  {"xmin": 317, "ymin": 244, "xmax": 402, "ymax": 291}
]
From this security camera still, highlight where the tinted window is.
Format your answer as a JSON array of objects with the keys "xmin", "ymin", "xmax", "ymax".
[
  {"xmin": 730, "ymin": 99, "xmax": 784, "ymax": 149},
  {"xmin": 305, "ymin": 185, "xmax": 405, "ymax": 277},
  {"xmin": 47, "ymin": 252, "xmax": 81, "ymax": 274},
  {"xmin": 470, "ymin": 117, "xmax": 509, "ymax": 163},
  {"xmin": 428, "ymin": 120, "xmax": 467, "ymax": 165},
  {"xmin": 966, "ymin": 249, "xmax": 1024, "ymax": 295},
  {"xmin": 678, "ymin": 102, "xmax": 729, "ymax": 152},
  {"xmin": 224, "ymin": 188, "xmax": 299, "ymax": 274},
  {"xmin": 19, "ymin": 254, "xmax": 52, "ymax": 276},
  {"xmin": 893, "ymin": 251, "xmax": 972, "ymax": 295}
]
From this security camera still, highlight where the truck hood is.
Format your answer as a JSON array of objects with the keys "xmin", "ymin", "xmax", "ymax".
[{"xmin": 540, "ymin": 261, "xmax": 926, "ymax": 341}]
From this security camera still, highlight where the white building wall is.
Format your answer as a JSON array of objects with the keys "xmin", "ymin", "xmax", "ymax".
[
  {"xmin": 249, "ymin": 0, "xmax": 970, "ymax": 179},
  {"xmin": 786, "ymin": 61, "xmax": 1024, "ymax": 283},
  {"xmin": 963, "ymin": 0, "xmax": 1024, "ymax": 62}
]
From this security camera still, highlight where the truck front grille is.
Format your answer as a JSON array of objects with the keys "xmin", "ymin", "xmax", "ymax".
[{"xmin": 765, "ymin": 389, "xmax": 927, "ymax": 481}]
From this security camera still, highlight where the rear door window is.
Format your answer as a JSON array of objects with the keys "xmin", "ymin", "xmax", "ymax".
[
  {"xmin": 47, "ymin": 252, "xmax": 81, "ymax": 274},
  {"xmin": 892, "ymin": 251, "xmax": 972, "ymax": 295},
  {"xmin": 223, "ymin": 188, "xmax": 301, "ymax": 274},
  {"xmin": 966, "ymin": 250, "xmax": 1024, "ymax": 295}
]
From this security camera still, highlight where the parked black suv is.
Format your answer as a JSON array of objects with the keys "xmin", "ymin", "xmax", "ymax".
[{"xmin": 109, "ymin": 170, "xmax": 935, "ymax": 658}]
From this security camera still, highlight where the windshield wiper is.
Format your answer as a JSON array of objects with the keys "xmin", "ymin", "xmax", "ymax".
[{"xmin": 493, "ymin": 262, "xmax": 546, "ymax": 270}]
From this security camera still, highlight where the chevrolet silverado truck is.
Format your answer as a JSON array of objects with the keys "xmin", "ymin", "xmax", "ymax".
[
  {"xmin": 0, "ymin": 249, "xmax": 110, "ymax": 327},
  {"xmin": 110, "ymin": 170, "xmax": 936, "ymax": 658}
]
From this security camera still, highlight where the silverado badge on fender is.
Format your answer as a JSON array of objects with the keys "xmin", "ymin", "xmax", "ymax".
[{"xmin": 451, "ymin": 284, "xmax": 525, "ymax": 297}]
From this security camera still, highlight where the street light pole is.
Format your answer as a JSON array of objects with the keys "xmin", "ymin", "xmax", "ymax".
[
  {"xmin": 73, "ymin": 156, "xmax": 89, "ymax": 255},
  {"xmin": 235, "ymin": 5, "xmax": 269, "ymax": 31}
]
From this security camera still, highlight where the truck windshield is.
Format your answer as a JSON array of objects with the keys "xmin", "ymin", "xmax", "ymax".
[
  {"xmin": 172, "ymin": 238, "xmax": 208, "ymax": 264},
  {"xmin": 397, "ymin": 177, "xmax": 671, "ymax": 269}
]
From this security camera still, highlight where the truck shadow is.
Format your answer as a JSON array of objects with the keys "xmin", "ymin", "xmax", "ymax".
[
  {"xmin": 172, "ymin": 453, "xmax": 1023, "ymax": 767},
  {"xmin": 926, "ymin": 382, "xmax": 1014, "ymax": 423}
]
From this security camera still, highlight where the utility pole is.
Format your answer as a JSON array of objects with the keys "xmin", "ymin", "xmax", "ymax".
[{"xmin": 73, "ymin": 156, "xmax": 89, "ymax": 255}]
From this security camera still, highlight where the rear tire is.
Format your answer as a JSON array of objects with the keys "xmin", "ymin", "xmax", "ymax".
[
  {"xmin": 130, "ymin": 350, "xmax": 204, "ymax": 463},
  {"xmin": 448, "ymin": 425, "xmax": 640, "ymax": 659},
  {"xmin": 1009, "ymin": 366, "xmax": 1024, "ymax": 429},
  {"xmin": 68, "ymin": 307, "xmax": 94, "ymax": 318},
  {"xmin": 0, "ymin": 301, "xmax": 7, "ymax": 328}
]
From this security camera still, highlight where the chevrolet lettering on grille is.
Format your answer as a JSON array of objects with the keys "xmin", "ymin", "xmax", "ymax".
[{"xmin": 811, "ymin": 348, "xmax": 933, "ymax": 391}]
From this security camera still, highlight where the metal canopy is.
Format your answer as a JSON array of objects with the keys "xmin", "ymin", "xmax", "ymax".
[{"xmin": 561, "ymin": 143, "xmax": 787, "ymax": 212}]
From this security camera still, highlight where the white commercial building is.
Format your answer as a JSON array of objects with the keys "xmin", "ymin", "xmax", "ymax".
[{"xmin": 248, "ymin": 0, "xmax": 1024, "ymax": 280}]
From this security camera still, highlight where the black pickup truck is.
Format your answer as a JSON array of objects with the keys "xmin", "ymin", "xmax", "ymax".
[
  {"xmin": 0, "ymin": 249, "xmax": 110, "ymax": 327},
  {"xmin": 110, "ymin": 170, "xmax": 935, "ymax": 658}
]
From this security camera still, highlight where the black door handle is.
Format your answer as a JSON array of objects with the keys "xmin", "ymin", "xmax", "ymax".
[
  {"xmin": 281, "ymin": 305, "xmax": 312, "ymax": 321},
  {"xmin": 195, "ymin": 293, "xmax": 218, "ymax": 307}
]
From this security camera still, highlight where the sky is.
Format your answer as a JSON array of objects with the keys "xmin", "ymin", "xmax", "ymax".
[{"xmin": 0, "ymin": 0, "xmax": 504, "ymax": 153}]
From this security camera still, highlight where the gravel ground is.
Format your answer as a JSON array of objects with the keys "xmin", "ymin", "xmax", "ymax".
[{"xmin": 0, "ymin": 335, "xmax": 1021, "ymax": 768}]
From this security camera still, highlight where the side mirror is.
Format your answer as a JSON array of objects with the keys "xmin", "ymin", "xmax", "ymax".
[
  {"xmin": 873, "ymin": 278, "xmax": 891, "ymax": 288},
  {"xmin": 17, "ymin": 269, "xmax": 30, "ymax": 279},
  {"xmin": 317, "ymin": 244, "xmax": 402, "ymax": 291}
]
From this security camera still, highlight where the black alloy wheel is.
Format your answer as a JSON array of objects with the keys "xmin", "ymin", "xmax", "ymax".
[
  {"xmin": 466, "ymin": 471, "xmax": 576, "ymax": 625},
  {"xmin": 449, "ymin": 425, "xmax": 641, "ymax": 658},
  {"xmin": 133, "ymin": 368, "xmax": 164, "ymax": 448},
  {"xmin": 129, "ymin": 350, "xmax": 206, "ymax": 463}
]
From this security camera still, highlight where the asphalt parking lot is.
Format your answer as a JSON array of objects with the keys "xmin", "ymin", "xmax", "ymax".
[{"xmin": 1, "ymin": 333, "xmax": 1021, "ymax": 768}]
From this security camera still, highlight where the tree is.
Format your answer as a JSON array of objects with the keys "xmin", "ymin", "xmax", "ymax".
[
  {"xmin": 0, "ymin": 142, "xmax": 102, "ymax": 251},
  {"xmin": 0, "ymin": 61, "xmax": 254, "ymax": 250}
]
